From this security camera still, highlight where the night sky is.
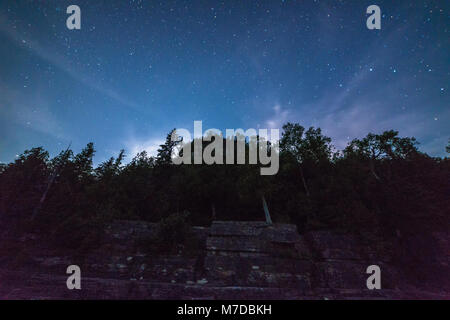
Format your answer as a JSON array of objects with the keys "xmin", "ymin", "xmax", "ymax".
[{"xmin": 0, "ymin": 0, "xmax": 448, "ymax": 164}]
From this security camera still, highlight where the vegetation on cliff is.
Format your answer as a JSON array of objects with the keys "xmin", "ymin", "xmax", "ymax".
[{"xmin": 0, "ymin": 123, "xmax": 448, "ymax": 249}]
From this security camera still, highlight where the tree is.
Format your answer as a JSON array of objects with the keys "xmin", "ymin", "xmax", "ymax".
[
  {"xmin": 0, "ymin": 147, "xmax": 50, "ymax": 220},
  {"xmin": 95, "ymin": 149, "xmax": 125, "ymax": 180},
  {"xmin": 344, "ymin": 130, "xmax": 419, "ymax": 181},
  {"xmin": 280, "ymin": 123, "xmax": 333, "ymax": 197},
  {"xmin": 156, "ymin": 129, "xmax": 180, "ymax": 166},
  {"xmin": 344, "ymin": 130, "xmax": 418, "ymax": 161},
  {"xmin": 31, "ymin": 144, "xmax": 72, "ymax": 221},
  {"xmin": 74, "ymin": 142, "xmax": 96, "ymax": 181}
]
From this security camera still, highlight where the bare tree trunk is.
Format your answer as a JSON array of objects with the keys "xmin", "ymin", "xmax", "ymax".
[
  {"xmin": 31, "ymin": 143, "xmax": 71, "ymax": 221},
  {"xmin": 369, "ymin": 158, "xmax": 381, "ymax": 181},
  {"xmin": 31, "ymin": 172, "xmax": 57, "ymax": 221},
  {"xmin": 299, "ymin": 166, "xmax": 310, "ymax": 197},
  {"xmin": 262, "ymin": 195, "xmax": 272, "ymax": 225}
]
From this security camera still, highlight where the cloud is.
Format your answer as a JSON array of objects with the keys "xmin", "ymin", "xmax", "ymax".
[
  {"xmin": 265, "ymin": 104, "xmax": 290, "ymax": 129},
  {"xmin": 0, "ymin": 82, "xmax": 68, "ymax": 141},
  {"xmin": 123, "ymin": 135, "xmax": 164, "ymax": 158},
  {"xmin": 254, "ymin": 65, "xmax": 448, "ymax": 156},
  {"xmin": 249, "ymin": 22, "xmax": 449, "ymax": 157},
  {"xmin": 0, "ymin": 13, "xmax": 141, "ymax": 111}
]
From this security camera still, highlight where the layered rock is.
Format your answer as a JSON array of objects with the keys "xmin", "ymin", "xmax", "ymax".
[
  {"xmin": 0, "ymin": 220, "xmax": 448, "ymax": 299},
  {"xmin": 204, "ymin": 221, "xmax": 313, "ymax": 293}
]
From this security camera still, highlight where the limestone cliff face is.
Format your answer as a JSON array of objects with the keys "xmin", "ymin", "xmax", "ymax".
[{"xmin": 0, "ymin": 220, "xmax": 448, "ymax": 299}]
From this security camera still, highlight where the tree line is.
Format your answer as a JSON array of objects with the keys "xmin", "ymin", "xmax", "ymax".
[{"xmin": 0, "ymin": 123, "xmax": 448, "ymax": 249}]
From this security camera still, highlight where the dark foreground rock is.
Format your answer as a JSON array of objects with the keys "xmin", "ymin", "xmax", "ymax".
[{"xmin": 0, "ymin": 220, "xmax": 448, "ymax": 299}]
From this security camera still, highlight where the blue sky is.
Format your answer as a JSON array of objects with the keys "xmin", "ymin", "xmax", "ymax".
[{"xmin": 0, "ymin": 0, "xmax": 448, "ymax": 164}]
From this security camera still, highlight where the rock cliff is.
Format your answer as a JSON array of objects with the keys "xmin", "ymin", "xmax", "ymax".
[{"xmin": 0, "ymin": 220, "xmax": 448, "ymax": 299}]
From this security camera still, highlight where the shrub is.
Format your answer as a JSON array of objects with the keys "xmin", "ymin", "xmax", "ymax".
[{"xmin": 156, "ymin": 211, "xmax": 192, "ymax": 252}]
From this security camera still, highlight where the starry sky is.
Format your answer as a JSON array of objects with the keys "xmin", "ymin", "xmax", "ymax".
[{"xmin": 0, "ymin": 0, "xmax": 448, "ymax": 164}]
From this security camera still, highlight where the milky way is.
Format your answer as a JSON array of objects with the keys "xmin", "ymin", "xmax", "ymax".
[{"xmin": 0, "ymin": 0, "xmax": 448, "ymax": 164}]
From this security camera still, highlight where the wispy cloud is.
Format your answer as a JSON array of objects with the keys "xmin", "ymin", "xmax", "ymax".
[
  {"xmin": 0, "ymin": 13, "xmax": 141, "ymax": 111},
  {"xmin": 251, "ymin": 23, "xmax": 448, "ymax": 156},
  {"xmin": 265, "ymin": 104, "xmax": 290, "ymax": 129},
  {"xmin": 256, "ymin": 75, "xmax": 449, "ymax": 156},
  {"xmin": 122, "ymin": 133, "xmax": 164, "ymax": 158},
  {"xmin": 0, "ymin": 82, "xmax": 68, "ymax": 141}
]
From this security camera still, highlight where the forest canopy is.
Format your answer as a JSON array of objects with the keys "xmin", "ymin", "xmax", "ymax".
[{"xmin": 0, "ymin": 123, "xmax": 448, "ymax": 246}]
